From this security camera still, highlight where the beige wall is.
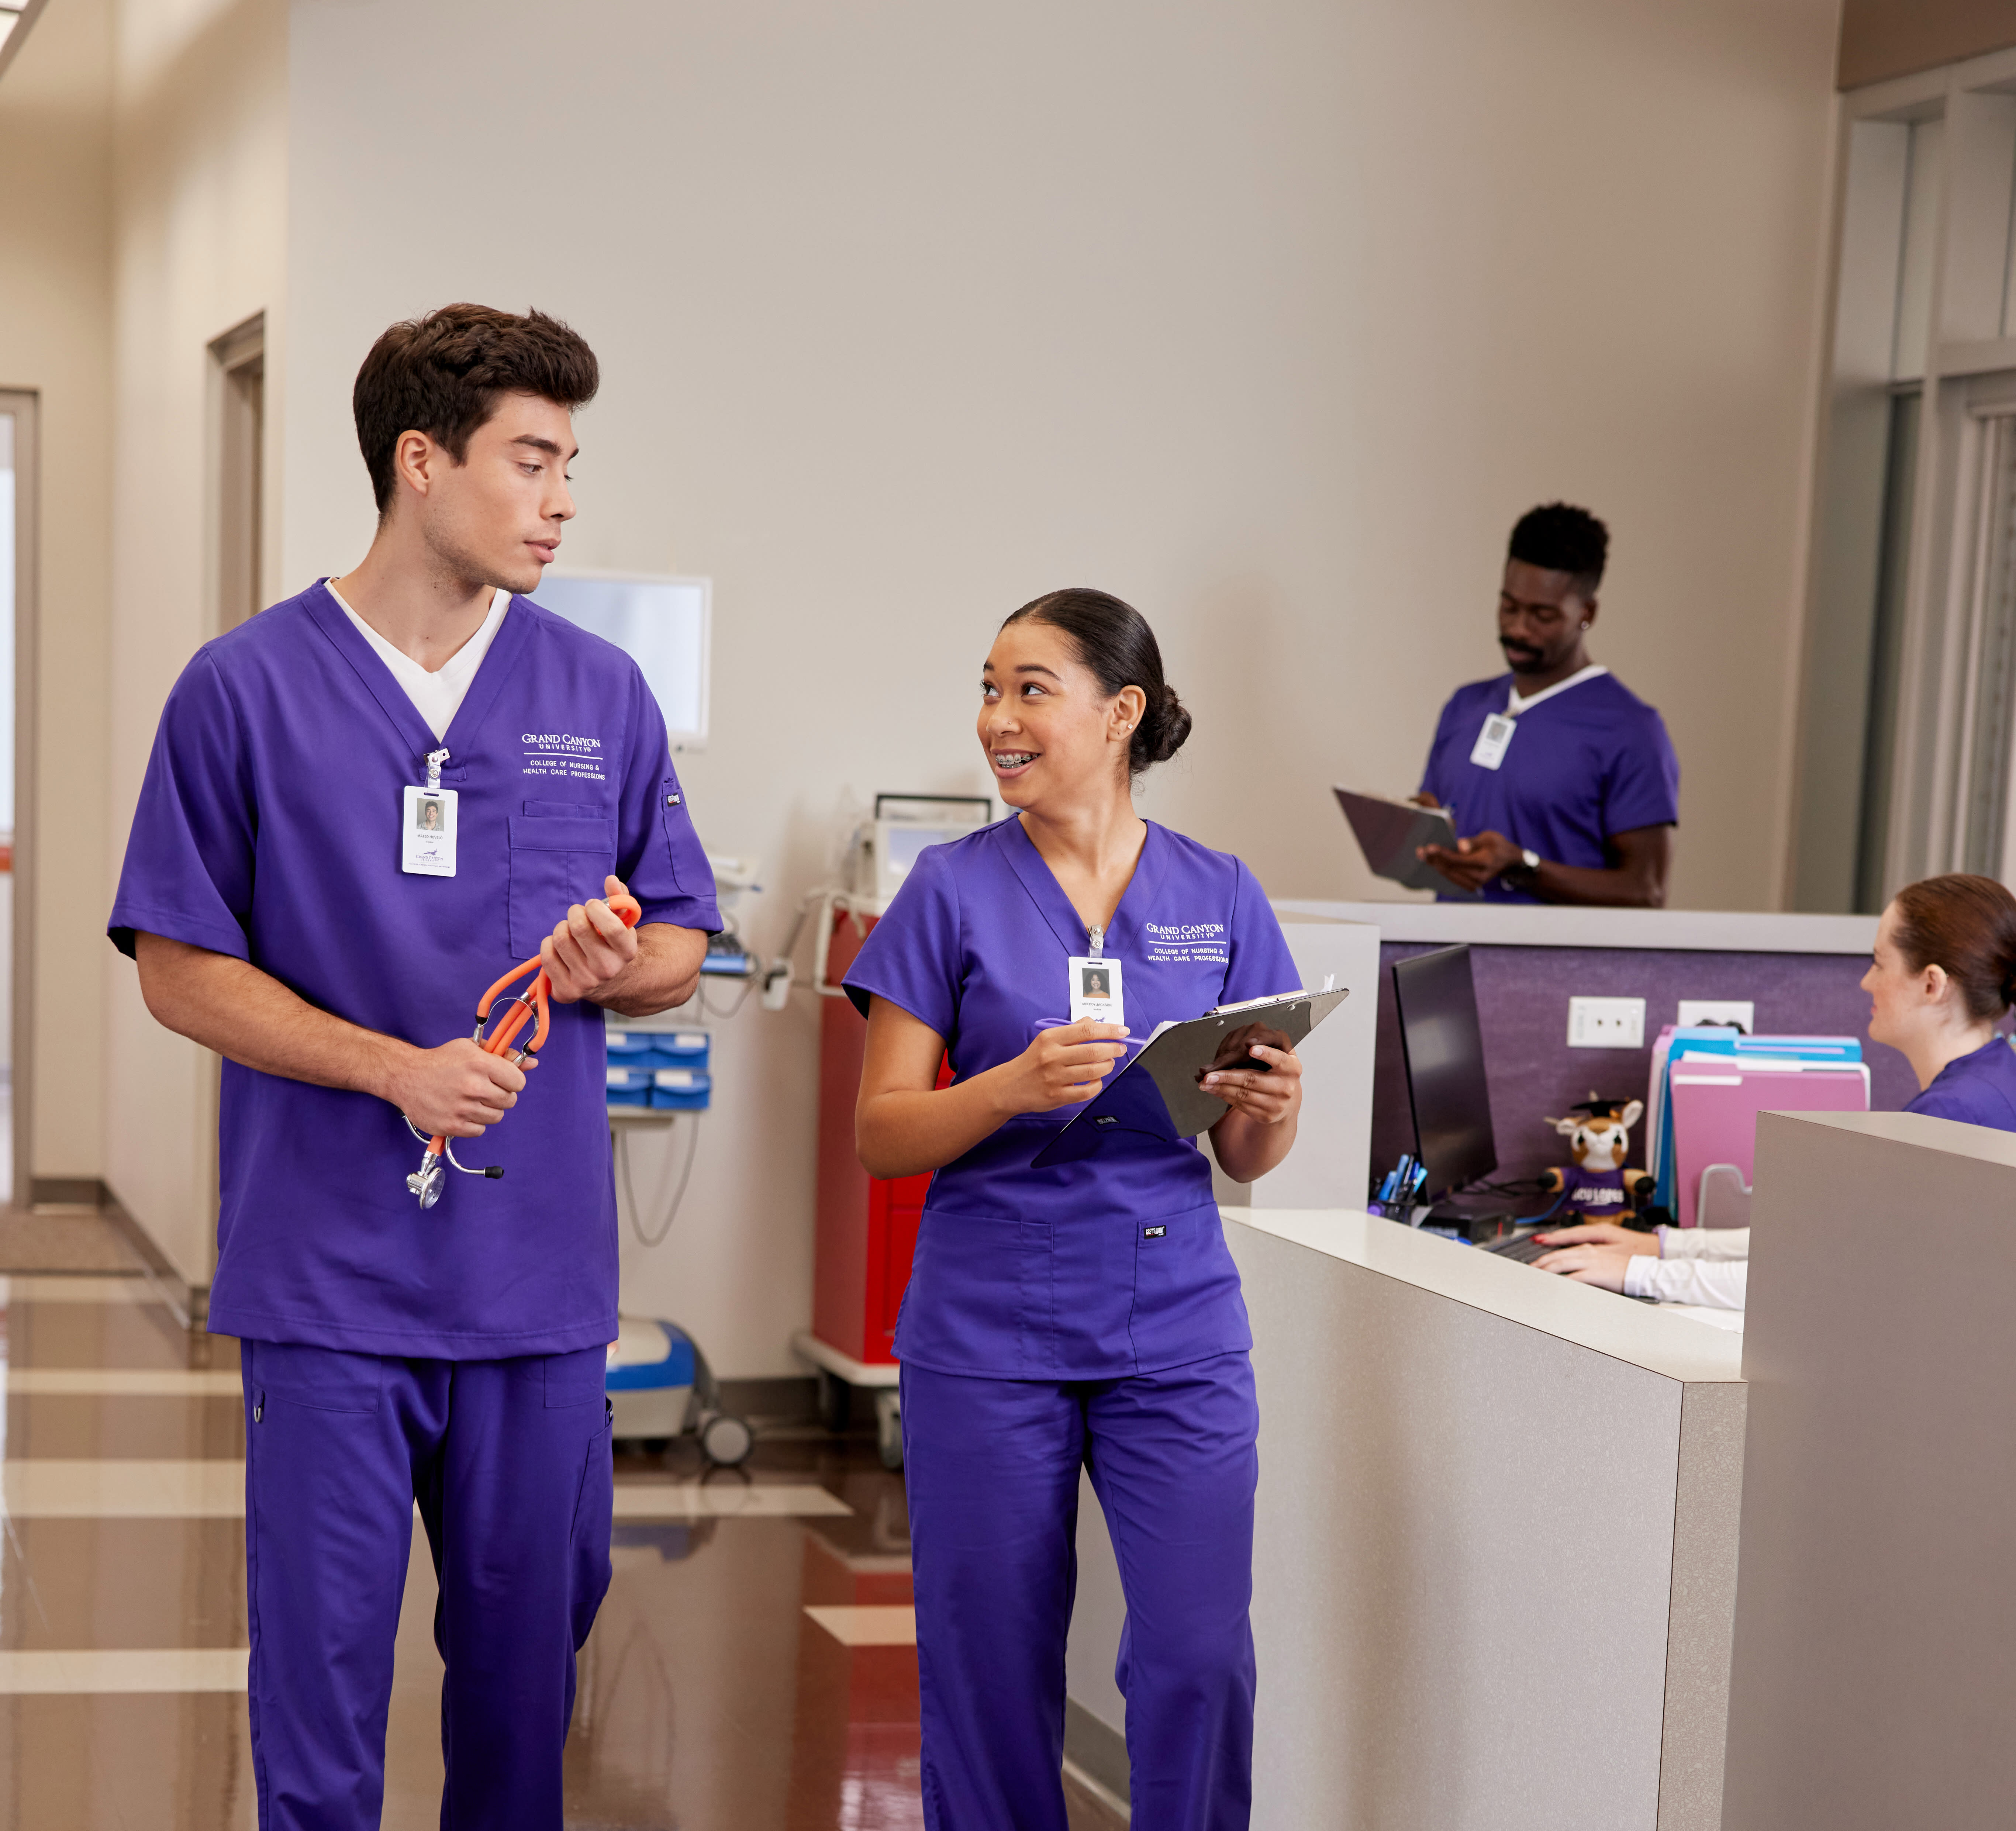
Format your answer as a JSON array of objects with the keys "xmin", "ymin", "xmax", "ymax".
[
  {"xmin": 102, "ymin": 0, "xmax": 286, "ymax": 1283},
  {"xmin": 0, "ymin": 0, "xmax": 116, "ymax": 1188},
  {"xmin": 1839, "ymin": 0, "xmax": 2016, "ymax": 90},
  {"xmin": 276, "ymin": 0, "xmax": 1843, "ymax": 1374}
]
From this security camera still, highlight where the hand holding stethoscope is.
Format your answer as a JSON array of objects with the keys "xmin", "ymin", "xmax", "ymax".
[{"xmin": 403, "ymin": 878, "xmax": 643, "ymax": 1208}]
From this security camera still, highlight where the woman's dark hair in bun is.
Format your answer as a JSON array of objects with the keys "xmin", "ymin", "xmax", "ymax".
[
  {"xmin": 1891, "ymin": 873, "xmax": 2016, "ymax": 1020},
  {"xmin": 1001, "ymin": 587, "xmax": 1192, "ymax": 774}
]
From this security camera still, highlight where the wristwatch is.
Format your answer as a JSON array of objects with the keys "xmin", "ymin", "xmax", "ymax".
[{"xmin": 1508, "ymin": 847, "xmax": 1542, "ymax": 884}]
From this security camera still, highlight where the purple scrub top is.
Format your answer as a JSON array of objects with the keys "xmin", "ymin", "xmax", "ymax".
[
  {"xmin": 107, "ymin": 582, "xmax": 720, "ymax": 1358},
  {"xmin": 843, "ymin": 817, "xmax": 1301, "ymax": 1381},
  {"xmin": 1419, "ymin": 671, "xmax": 1679, "ymax": 904},
  {"xmin": 1906, "ymin": 1035, "xmax": 2016, "ymax": 1131}
]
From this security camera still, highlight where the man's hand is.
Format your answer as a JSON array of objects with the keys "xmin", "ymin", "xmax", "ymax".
[
  {"xmin": 1416, "ymin": 829, "xmax": 1523, "ymax": 891},
  {"xmin": 542, "ymin": 875, "xmax": 642, "ymax": 1004},
  {"xmin": 379, "ymin": 1037, "xmax": 528, "ymax": 1139}
]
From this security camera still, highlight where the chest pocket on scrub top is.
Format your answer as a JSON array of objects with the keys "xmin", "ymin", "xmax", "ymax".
[{"xmin": 506, "ymin": 812, "xmax": 617, "ymax": 957}]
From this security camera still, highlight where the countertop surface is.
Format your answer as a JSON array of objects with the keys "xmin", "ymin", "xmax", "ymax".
[
  {"xmin": 1272, "ymin": 899, "xmax": 1877, "ymax": 956},
  {"xmin": 1223, "ymin": 1206, "xmax": 1746, "ymax": 1383}
]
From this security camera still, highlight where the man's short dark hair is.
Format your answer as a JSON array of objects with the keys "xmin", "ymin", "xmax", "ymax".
[
  {"xmin": 353, "ymin": 304, "xmax": 600, "ymax": 515},
  {"xmin": 1508, "ymin": 502, "xmax": 1608, "ymax": 598}
]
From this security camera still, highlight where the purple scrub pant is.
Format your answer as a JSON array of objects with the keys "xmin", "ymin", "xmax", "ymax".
[
  {"xmin": 900, "ymin": 1351, "xmax": 1258, "ymax": 1831},
  {"xmin": 240, "ymin": 1340, "xmax": 615, "ymax": 1831}
]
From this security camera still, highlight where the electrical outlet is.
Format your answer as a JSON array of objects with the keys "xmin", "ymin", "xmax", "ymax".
[
  {"xmin": 1677, "ymin": 999, "xmax": 1755, "ymax": 1033},
  {"xmin": 1568, "ymin": 996, "xmax": 1646, "ymax": 1049}
]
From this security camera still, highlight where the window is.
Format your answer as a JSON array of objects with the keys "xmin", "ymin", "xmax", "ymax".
[{"xmin": 1793, "ymin": 51, "xmax": 2016, "ymax": 907}]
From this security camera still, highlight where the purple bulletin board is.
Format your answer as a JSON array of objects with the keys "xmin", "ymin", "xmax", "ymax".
[{"xmin": 1369, "ymin": 941, "xmax": 1916, "ymax": 1198}]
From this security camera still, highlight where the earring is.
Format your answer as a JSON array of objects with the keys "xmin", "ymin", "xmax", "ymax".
[{"xmin": 1580, "ymin": 621, "xmax": 1589, "ymax": 630}]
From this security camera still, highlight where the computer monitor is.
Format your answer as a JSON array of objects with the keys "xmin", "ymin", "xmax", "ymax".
[
  {"xmin": 1391, "ymin": 944, "xmax": 1498, "ymax": 1200},
  {"xmin": 534, "ymin": 571, "xmax": 711, "ymax": 749}
]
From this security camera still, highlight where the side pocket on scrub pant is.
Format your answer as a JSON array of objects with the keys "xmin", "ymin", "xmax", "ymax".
[
  {"xmin": 570, "ymin": 1400, "xmax": 617, "ymax": 1645},
  {"xmin": 242, "ymin": 1339, "xmax": 384, "ymax": 1413},
  {"xmin": 506, "ymin": 814, "xmax": 617, "ymax": 957}
]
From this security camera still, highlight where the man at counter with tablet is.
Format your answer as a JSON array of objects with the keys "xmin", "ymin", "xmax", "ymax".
[{"xmin": 1411, "ymin": 502, "xmax": 1679, "ymax": 906}]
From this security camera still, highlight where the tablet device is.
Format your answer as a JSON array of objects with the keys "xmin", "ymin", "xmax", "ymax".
[
  {"xmin": 1332, "ymin": 787, "xmax": 1479, "ymax": 899},
  {"xmin": 1029, "ymin": 985, "xmax": 1350, "ymax": 1168}
]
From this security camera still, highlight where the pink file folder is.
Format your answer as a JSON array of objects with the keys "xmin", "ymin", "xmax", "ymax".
[{"xmin": 1668, "ymin": 1062, "xmax": 1870, "ymax": 1228}]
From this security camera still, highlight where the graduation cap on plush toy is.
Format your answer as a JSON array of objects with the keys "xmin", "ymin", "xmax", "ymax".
[{"xmin": 1569, "ymin": 1095, "xmax": 1639, "ymax": 1124}]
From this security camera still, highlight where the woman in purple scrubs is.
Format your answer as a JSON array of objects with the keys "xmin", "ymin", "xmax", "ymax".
[
  {"xmin": 846, "ymin": 589, "xmax": 1306, "ymax": 1831},
  {"xmin": 1868, "ymin": 873, "xmax": 2016, "ymax": 1125},
  {"xmin": 1539, "ymin": 872, "xmax": 2016, "ymax": 1304}
]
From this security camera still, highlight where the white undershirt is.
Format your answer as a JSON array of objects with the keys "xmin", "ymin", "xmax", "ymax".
[
  {"xmin": 1507, "ymin": 662, "xmax": 1609, "ymax": 717},
  {"xmin": 326, "ymin": 580, "xmax": 510, "ymax": 742},
  {"xmin": 1623, "ymin": 1227, "xmax": 1750, "ymax": 1309}
]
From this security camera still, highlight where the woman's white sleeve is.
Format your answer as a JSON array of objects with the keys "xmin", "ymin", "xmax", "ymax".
[
  {"xmin": 1624, "ymin": 1256, "xmax": 1748, "ymax": 1310},
  {"xmin": 1656, "ymin": 1226, "xmax": 1751, "ymax": 1262}
]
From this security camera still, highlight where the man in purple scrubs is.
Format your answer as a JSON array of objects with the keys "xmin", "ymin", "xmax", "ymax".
[
  {"xmin": 1414, "ymin": 502, "xmax": 1679, "ymax": 905},
  {"xmin": 108, "ymin": 304, "xmax": 719, "ymax": 1830}
]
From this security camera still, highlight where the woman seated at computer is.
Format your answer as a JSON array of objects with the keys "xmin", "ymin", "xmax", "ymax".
[{"xmin": 1534, "ymin": 872, "xmax": 2016, "ymax": 1308}]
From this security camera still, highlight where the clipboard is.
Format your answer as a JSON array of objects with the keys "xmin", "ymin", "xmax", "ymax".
[
  {"xmin": 1029, "ymin": 985, "xmax": 1350, "ymax": 1168},
  {"xmin": 1332, "ymin": 787, "xmax": 1480, "ymax": 899}
]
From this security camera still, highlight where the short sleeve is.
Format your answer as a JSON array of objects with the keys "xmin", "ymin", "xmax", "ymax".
[
  {"xmin": 1219, "ymin": 858, "xmax": 1301, "ymax": 1005},
  {"xmin": 1599, "ymin": 709, "xmax": 1681, "ymax": 836},
  {"xmin": 107, "ymin": 653, "xmax": 258, "ymax": 962},
  {"xmin": 843, "ymin": 844, "xmax": 963, "ymax": 1039},
  {"xmin": 614, "ymin": 664, "xmax": 721, "ymax": 935}
]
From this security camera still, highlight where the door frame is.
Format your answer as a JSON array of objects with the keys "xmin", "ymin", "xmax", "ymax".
[{"xmin": 1, "ymin": 389, "xmax": 39, "ymax": 1212}]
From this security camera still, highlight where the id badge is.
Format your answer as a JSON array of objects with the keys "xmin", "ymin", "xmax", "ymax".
[
  {"xmin": 1469, "ymin": 712, "xmax": 1516, "ymax": 771},
  {"xmin": 1069, "ymin": 954, "xmax": 1125, "ymax": 1027},
  {"xmin": 402, "ymin": 784, "xmax": 459, "ymax": 877}
]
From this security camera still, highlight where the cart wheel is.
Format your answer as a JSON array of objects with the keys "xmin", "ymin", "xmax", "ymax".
[
  {"xmin": 700, "ymin": 1411, "xmax": 755, "ymax": 1468},
  {"xmin": 816, "ymin": 1369, "xmax": 852, "ymax": 1433},
  {"xmin": 874, "ymin": 1389, "xmax": 903, "ymax": 1471}
]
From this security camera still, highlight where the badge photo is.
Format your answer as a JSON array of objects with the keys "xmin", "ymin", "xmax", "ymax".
[
  {"xmin": 401, "ymin": 785, "xmax": 459, "ymax": 877},
  {"xmin": 1068, "ymin": 954, "xmax": 1125, "ymax": 1028}
]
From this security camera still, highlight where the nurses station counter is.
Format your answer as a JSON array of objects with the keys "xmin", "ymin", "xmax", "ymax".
[
  {"xmin": 1066, "ymin": 1208, "xmax": 1744, "ymax": 1831},
  {"xmin": 1061, "ymin": 901, "xmax": 1897, "ymax": 1831}
]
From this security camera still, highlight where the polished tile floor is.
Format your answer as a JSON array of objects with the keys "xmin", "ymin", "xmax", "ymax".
[{"xmin": 0, "ymin": 1275, "xmax": 1127, "ymax": 1829}]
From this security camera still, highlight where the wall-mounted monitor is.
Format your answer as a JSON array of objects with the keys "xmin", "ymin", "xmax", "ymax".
[{"xmin": 535, "ymin": 571, "xmax": 711, "ymax": 750}]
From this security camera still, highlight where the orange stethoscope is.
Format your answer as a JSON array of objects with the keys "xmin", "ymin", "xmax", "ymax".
[{"xmin": 405, "ymin": 894, "xmax": 642, "ymax": 1209}]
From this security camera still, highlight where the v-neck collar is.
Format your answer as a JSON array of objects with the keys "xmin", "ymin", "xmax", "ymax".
[
  {"xmin": 1000, "ymin": 815, "xmax": 1169, "ymax": 958},
  {"xmin": 304, "ymin": 579, "xmax": 532, "ymax": 763}
]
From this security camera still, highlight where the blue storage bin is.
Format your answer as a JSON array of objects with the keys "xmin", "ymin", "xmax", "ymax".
[
  {"xmin": 606, "ymin": 1067, "xmax": 652, "ymax": 1108},
  {"xmin": 605, "ymin": 1028, "xmax": 656, "ymax": 1063},
  {"xmin": 649, "ymin": 1068, "xmax": 712, "ymax": 1112},
  {"xmin": 645, "ymin": 1029, "xmax": 711, "ymax": 1072}
]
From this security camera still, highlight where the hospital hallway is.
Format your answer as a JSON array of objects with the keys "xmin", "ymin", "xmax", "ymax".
[{"xmin": 0, "ymin": 1272, "xmax": 1128, "ymax": 1830}]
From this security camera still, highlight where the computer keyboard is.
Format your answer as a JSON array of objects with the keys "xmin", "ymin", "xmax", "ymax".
[{"xmin": 1491, "ymin": 1234, "xmax": 1556, "ymax": 1264}]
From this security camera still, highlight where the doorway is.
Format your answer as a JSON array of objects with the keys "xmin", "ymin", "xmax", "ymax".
[{"xmin": 210, "ymin": 313, "xmax": 263, "ymax": 632}]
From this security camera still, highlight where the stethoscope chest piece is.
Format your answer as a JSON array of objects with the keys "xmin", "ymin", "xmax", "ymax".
[{"xmin": 407, "ymin": 1151, "xmax": 445, "ymax": 1210}]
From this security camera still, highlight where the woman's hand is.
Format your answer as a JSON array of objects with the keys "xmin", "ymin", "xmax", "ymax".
[
  {"xmin": 1206, "ymin": 1043, "xmax": 1304, "ymax": 1184},
  {"xmin": 1201, "ymin": 1042, "xmax": 1302, "ymax": 1126},
  {"xmin": 856, "ymin": 1001, "xmax": 1128, "ymax": 1181},
  {"xmin": 1533, "ymin": 1221, "xmax": 1658, "ymax": 1252},
  {"xmin": 1531, "ymin": 1240, "xmax": 1643, "ymax": 1291},
  {"xmin": 996, "ymin": 1020, "xmax": 1130, "ymax": 1115}
]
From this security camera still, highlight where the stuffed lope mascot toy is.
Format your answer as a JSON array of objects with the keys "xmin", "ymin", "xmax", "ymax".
[{"xmin": 1542, "ymin": 1095, "xmax": 1655, "ymax": 1220}]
